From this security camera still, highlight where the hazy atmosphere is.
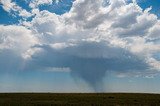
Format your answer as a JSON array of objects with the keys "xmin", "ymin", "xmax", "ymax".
[{"xmin": 0, "ymin": 0, "xmax": 160, "ymax": 93}]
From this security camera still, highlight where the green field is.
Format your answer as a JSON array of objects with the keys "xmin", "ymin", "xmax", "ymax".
[{"xmin": 0, "ymin": 93, "xmax": 160, "ymax": 105}]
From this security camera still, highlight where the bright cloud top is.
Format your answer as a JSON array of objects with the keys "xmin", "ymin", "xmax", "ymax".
[{"xmin": 0, "ymin": 0, "xmax": 160, "ymax": 91}]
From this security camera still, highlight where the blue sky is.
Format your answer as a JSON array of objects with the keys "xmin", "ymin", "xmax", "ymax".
[
  {"xmin": 0, "ymin": 0, "xmax": 74, "ymax": 25},
  {"xmin": 138, "ymin": 0, "xmax": 160, "ymax": 17},
  {"xmin": 0, "ymin": 0, "xmax": 160, "ymax": 93},
  {"xmin": 1, "ymin": 0, "xmax": 160, "ymax": 25}
]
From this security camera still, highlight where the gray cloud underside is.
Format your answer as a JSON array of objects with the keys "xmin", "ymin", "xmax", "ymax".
[
  {"xmin": 0, "ymin": 0, "xmax": 160, "ymax": 91},
  {"xmin": 24, "ymin": 42, "xmax": 150, "ymax": 91}
]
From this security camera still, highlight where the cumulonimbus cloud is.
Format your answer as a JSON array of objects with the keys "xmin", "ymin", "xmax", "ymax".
[{"xmin": 0, "ymin": 0, "xmax": 160, "ymax": 91}]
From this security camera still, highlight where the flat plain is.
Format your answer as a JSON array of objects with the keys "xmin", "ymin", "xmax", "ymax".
[{"xmin": 0, "ymin": 93, "xmax": 160, "ymax": 106}]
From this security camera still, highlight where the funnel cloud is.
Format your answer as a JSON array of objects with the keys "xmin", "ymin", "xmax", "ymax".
[{"xmin": 0, "ymin": 0, "xmax": 160, "ymax": 92}]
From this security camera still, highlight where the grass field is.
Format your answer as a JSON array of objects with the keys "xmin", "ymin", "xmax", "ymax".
[{"xmin": 0, "ymin": 93, "xmax": 160, "ymax": 105}]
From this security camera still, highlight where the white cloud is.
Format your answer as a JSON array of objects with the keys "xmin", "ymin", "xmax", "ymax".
[
  {"xmin": 147, "ymin": 21, "xmax": 160, "ymax": 40},
  {"xmin": 41, "ymin": 1, "xmax": 159, "ymax": 65},
  {"xmin": 0, "ymin": 0, "xmax": 32, "ymax": 18},
  {"xmin": 0, "ymin": 0, "xmax": 14, "ymax": 12},
  {"xmin": 0, "ymin": 25, "xmax": 37, "ymax": 50},
  {"xmin": 19, "ymin": 0, "xmax": 160, "ymax": 72},
  {"xmin": 0, "ymin": 25, "xmax": 39, "ymax": 72},
  {"xmin": 0, "ymin": 0, "xmax": 160, "ymax": 91},
  {"xmin": 29, "ymin": 0, "xmax": 56, "ymax": 8}
]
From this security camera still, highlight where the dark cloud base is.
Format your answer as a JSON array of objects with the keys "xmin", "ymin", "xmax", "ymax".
[{"xmin": 24, "ymin": 42, "xmax": 149, "ymax": 91}]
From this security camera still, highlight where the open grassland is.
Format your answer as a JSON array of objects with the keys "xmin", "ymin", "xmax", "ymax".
[{"xmin": 0, "ymin": 93, "xmax": 160, "ymax": 106}]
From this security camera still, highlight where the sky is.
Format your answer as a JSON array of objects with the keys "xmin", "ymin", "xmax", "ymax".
[{"xmin": 0, "ymin": 0, "xmax": 160, "ymax": 93}]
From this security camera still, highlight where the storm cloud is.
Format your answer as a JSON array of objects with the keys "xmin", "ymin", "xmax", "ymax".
[
  {"xmin": 0, "ymin": 0, "xmax": 160, "ymax": 92},
  {"xmin": 23, "ymin": 42, "xmax": 150, "ymax": 91}
]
